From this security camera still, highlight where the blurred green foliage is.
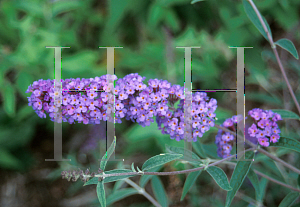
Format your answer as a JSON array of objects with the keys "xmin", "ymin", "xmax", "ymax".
[{"xmin": 0, "ymin": 0, "xmax": 300, "ymax": 206}]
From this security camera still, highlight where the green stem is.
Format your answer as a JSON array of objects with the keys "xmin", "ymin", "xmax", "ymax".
[
  {"xmin": 253, "ymin": 169, "xmax": 300, "ymax": 192},
  {"xmin": 214, "ymin": 124, "xmax": 300, "ymax": 174},
  {"xmin": 124, "ymin": 178, "xmax": 162, "ymax": 207},
  {"xmin": 247, "ymin": 0, "xmax": 300, "ymax": 115},
  {"xmin": 215, "ymin": 158, "xmax": 300, "ymax": 193},
  {"xmin": 91, "ymin": 148, "xmax": 254, "ymax": 178}
]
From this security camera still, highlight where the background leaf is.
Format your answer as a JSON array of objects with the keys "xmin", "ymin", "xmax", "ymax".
[
  {"xmin": 275, "ymin": 38, "xmax": 299, "ymax": 60},
  {"xmin": 192, "ymin": 141, "xmax": 207, "ymax": 158},
  {"xmin": 258, "ymin": 177, "xmax": 268, "ymax": 203},
  {"xmin": 225, "ymin": 151, "xmax": 254, "ymax": 207},
  {"xmin": 142, "ymin": 153, "xmax": 182, "ymax": 171},
  {"xmin": 106, "ymin": 188, "xmax": 139, "ymax": 206},
  {"xmin": 270, "ymin": 109, "xmax": 300, "ymax": 120},
  {"xmin": 247, "ymin": 169, "xmax": 261, "ymax": 201},
  {"xmin": 2, "ymin": 84, "xmax": 16, "ymax": 117},
  {"xmin": 151, "ymin": 176, "xmax": 168, "ymax": 207},
  {"xmin": 181, "ymin": 170, "xmax": 202, "ymax": 201},
  {"xmin": 278, "ymin": 192, "xmax": 300, "ymax": 207},
  {"xmin": 165, "ymin": 144, "xmax": 202, "ymax": 165},
  {"xmin": 206, "ymin": 166, "xmax": 232, "ymax": 191},
  {"xmin": 139, "ymin": 166, "xmax": 162, "ymax": 188},
  {"xmin": 269, "ymin": 137, "xmax": 300, "ymax": 153}
]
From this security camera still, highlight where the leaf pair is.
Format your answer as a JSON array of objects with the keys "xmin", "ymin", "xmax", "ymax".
[
  {"xmin": 243, "ymin": 0, "xmax": 299, "ymax": 59},
  {"xmin": 97, "ymin": 137, "xmax": 117, "ymax": 207}
]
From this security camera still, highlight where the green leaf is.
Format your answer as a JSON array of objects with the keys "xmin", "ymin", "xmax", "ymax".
[
  {"xmin": 165, "ymin": 144, "xmax": 202, "ymax": 165},
  {"xmin": 206, "ymin": 166, "xmax": 232, "ymax": 191},
  {"xmin": 181, "ymin": 170, "xmax": 202, "ymax": 201},
  {"xmin": 106, "ymin": 0, "xmax": 131, "ymax": 32},
  {"xmin": 131, "ymin": 163, "xmax": 136, "ymax": 172},
  {"xmin": 113, "ymin": 180, "xmax": 125, "ymax": 192},
  {"xmin": 100, "ymin": 136, "xmax": 116, "ymax": 171},
  {"xmin": 258, "ymin": 177, "xmax": 268, "ymax": 202},
  {"xmin": 0, "ymin": 148, "xmax": 21, "ymax": 169},
  {"xmin": 164, "ymin": 9, "xmax": 180, "ymax": 32},
  {"xmin": 275, "ymin": 38, "xmax": 299, "ymax": 60},
  {"xmin": 97, "ymin": 181, "xmax": 106, "ymax": 207},
  {"xmin": 151, "ymin": 176, "xmax": 168, "ymax": 207},
  {"xmin": 106, "ymin": 188, "xmax": 139, "ymax": 206},
  {"xmin": 247, "ymin": 169, "xmax": 261, "ymax": 201},
  {"xmin": 298, "ymin": 175, "xmax": 300, "ymax": 188},
  {"xmin": 16, "ymin": 71, "xmax": 33, "ymax": 97},
  {"xmin": 269, "ymin": 137, "xmax": 300, "ymax": 153},
  {"xmin": 84, "ymin": 169, "xmax": 134, "ymax": 186},
  {"xmin": 279, "ymin": 192, "xmax": 300, "ymax": 207},
  {"xmin": 139, "ymin": 166, "xmax": 162, "ymax": 188},
  {"xmin": 2, "ymin": 84, "xmax": 16, "ymax": 117},
  {"xmin": 148, "ymin": 3, "xmax": 165, "ymax": 28},
  {"xmin": 225, "ymin": 151, "xmax": 254, "ymax": 207},
  {"xmin": 243, "ymin": 0, "xmax": 272, "ymax": 42},
  {"xmin": 142, "ymin": 153, "xmax": 182, "ymax": 171},
  {"xmin": 191, "ymin": 0, "xmax": 205, "ymax": 4},
  {"xmin": 270, "ymin": 109, "xmax": 300, "ymax": 120},
  {"xmin": 51, "ymin": 0, "xmax": 82, "ymax": 16},
  {"xmin": 192, "ymin": 141, "xmax": 207, "ymax": 158}
]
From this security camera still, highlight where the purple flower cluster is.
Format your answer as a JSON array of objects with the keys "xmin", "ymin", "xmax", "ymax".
[
  {"xmin": 110, "ymin": 74, "xmax": 218, "ymax": 141},
  {"xmin": 26, "ymin": 73, "xmax": 218, "ymax": 142},
  {"xmin": 248, "ymin": 108, "xmax": 282, "ymax": 147},
  {"xmin": 26, "ymin": 75, "xmax": 117, "ymax": 124},
  {"xmin": 215, "ymin": 115, "xmax": 243, "ymax": 158},
  {"xmin": 156, "ymin": 91, "xmax": 217, "ymax": 142}
]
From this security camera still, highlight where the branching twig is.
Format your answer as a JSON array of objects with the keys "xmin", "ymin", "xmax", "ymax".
[
  {"xmin": 253, "ymin": 169, "xmax": 300, "ymax": 192},
  {"xmin": 90, "ymin": 148, "xmax": 255, "ymax": 178},
  {"xmin": 215, "ymin": 156, "xmax": 300, "ymax": 193},
  {"xmin": 247, "ymin": 0, "xmax": 300, "ymax": 115},
  {"xmin": 214, "ymin": 124, "xmax": 300, "ymax": 174},
  {"xmin": 124, "ymin": 178, "xmax": 162, "ymax": 207}
]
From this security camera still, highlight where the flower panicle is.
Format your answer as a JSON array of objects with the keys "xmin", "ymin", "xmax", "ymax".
[
  {"xmin": 27, "ymin": 73, "xmax": 218, "ymax": 142},
  {"xmin": 61, "ymin": 168, "xmax": 102, "ymax": 183},
  {"xmin": 215, "ymin": 109, "xmax": 282, "ymax": 158}
]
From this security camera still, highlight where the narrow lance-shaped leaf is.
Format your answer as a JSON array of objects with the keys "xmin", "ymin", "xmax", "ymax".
[
  {"xmin": 269, "ymin": 137, "xmax": 300, "ymax": 154},
  {"xmin": 165, "ymin": 144, "xmax": 202, "ymax": 165},
  {"xmin": 243, "ymin": 0, "xmax": 272, "ymax": 42},
  {"xmin": 151, "ymin": 176, "xmax": 168, "ymax": 207},
  {"xmin": 97, "ymin": 181, "xmax": 106, "ymax": 207},
  {"xmin": 100, "ymin": 136, "xmax": 116, "ymax": 171},
  {"xmin": 278, "ymin": 192, "xmax": 300, "ymax": 207},
  {"xmin": 225, "ymin": 151, "xmax": 254, "ymax": 207},
  {"xmin": 106, "ymin": 188, "xmax": 139, "ymax": 206},
  {"xmin": 191, "ymin": 0, "xmax": 205, "ymax": 4},
  {"xmin": 84, "ymin": 169, "xmax": 134, "ymax": 186},
  {"xmin": 275, "ymin": 38, "xmax": 299, "ymax": 60},
  {"xmin": 247, "ymin": 169, "xmax": 261, "ymax": 201},
  {"xmin": 181, "ymin": 170, "xmax": 202, "ymax": 201},
  {"xmin": 3, "ymin": 84, "xmax": 16, "ymax": 117},
  {"xmin": 206, "ymin": 166, "xmax": 232, "ymax": 191},
  {"xmin": 192, "ymin": 141, "xmax": 207, "ymax": 158},
  {"xmin": 258, "ymin": 177, "xmax": 268, "ymax": 202},
  {"xmin": 113, "ymin": 180, "xmax": 125, "ymax": 192},
  {"xmin": 270, "ymin": 109, "xmax": 300, "ymax": 120},
  {"xmin": 142, "ymin": 153, "xmax": 182, "ymax": 171}
]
